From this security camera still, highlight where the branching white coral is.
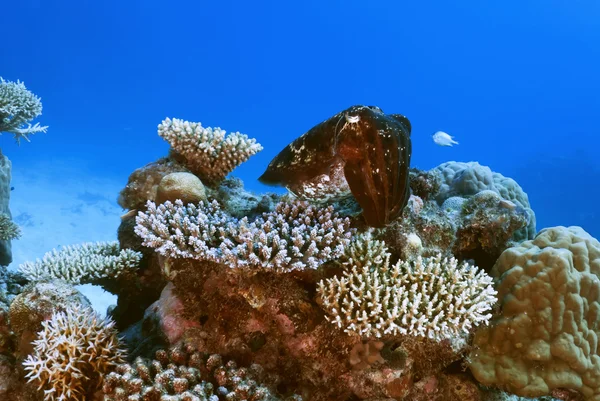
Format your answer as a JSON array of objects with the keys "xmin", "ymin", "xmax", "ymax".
[
  {"xmin": 158, "ymin": 117, "xmax": 263, "ymax": 184},
  {"xmin": 134, "ymin": 199, "xmax": 234, "ymax": 261},
  {"xmin": 0, "ymin": 77, "xmax": 48, "ymax": 144},
  {"xmin": 18, "ymin": 241, "xmax": 142, "ymax": 285},
  {"xmin": 23, "ymin": 305, "xmax": 126, "ymax": 401},
  {"xmin": 135, "ymin": 199, "xmax": 353, "ymax": 273},
  {"xmin": 317, "ymin": 234, "xmax": 497, "ymax": 340},
  {"xmin": 220, "ymin": 201, "xmax": 353, "ymax": 272}
]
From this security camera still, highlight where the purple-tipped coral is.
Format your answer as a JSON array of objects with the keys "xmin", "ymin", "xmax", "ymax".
[{"xmin": 135, "ymin": 199, "xmax": 353, "ymax": 273}]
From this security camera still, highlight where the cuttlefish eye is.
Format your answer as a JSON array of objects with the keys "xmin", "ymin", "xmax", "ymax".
[{"xmin": 345, "ymin": 113, "xmax": 360, "ymax": 123}]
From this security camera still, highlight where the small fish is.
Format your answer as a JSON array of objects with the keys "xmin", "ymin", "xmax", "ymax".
[
  {"xmin": 432, "ymin": 131, "xmax": 458, "ymax": 147},
  {"xmin": 10, "ymin": 187, "xmax": 14, "ymax": 191}
]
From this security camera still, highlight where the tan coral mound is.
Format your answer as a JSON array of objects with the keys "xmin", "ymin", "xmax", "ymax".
[{"xmin": 469, "ymin": 226, "xmax": 600, "ymax": 400}]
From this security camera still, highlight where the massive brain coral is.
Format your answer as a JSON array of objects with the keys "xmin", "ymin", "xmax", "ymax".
[
  {"xmin": 433, "ymin": 161, "xmax": 536, "ymax": 240},
  {"xmin": 468, "ymin": 226, "xmax": 600, "ymax": 400}
]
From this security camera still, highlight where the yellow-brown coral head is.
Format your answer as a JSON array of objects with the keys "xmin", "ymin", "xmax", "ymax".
[{"xmin": 259, "ymin": 105, "xmax": 412, "ymax": 227}]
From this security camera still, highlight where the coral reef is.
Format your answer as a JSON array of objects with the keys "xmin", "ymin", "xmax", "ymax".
[
  {"xmin": 0, "ymin": 77, "xmax": 48, "ymax": 144},
  {"xmin": 381, "ymin": 162, "xmax": 535, "ymax": 271},
  {"xmin": 1, "ymin": 109, "xmax": 580, "ymax": 401}
]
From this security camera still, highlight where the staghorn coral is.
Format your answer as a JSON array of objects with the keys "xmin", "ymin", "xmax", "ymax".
[
  {"xmin": 0, "ymin": 77, "xmax": 48, "ymax": 144},
  {"xmin": 158, "ymin": 117, "xmax": 263, "ymax": 185},
  {"xmin": 18, "ymin": 241, "xmax": 142, "ymax": 288},
  {"xmin": 317, "ymin": 233, "xmax": 497, "ymax": 341},
  {"xmin": 103, "ymin": 343, "xmax": 300, "ymax": 401},
  {"xmin": 0, "ymin": 213, "xmax": 20, "ymax": 241},
  {"xmin": 23, "ymin": 305, "xmax": 126, "ymax": 401},
  {"xmin": 135, "ymin": 199, "xmax": 353, "ymax": 273},
  {"xmin": 469, "ymin": 226, "xmax": 600, "ymax": 400}
]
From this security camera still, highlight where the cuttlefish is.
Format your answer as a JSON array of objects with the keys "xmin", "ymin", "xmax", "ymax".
[{"xmin": 259, "ymin": 105, "xmax": 412, "ymax": 227}]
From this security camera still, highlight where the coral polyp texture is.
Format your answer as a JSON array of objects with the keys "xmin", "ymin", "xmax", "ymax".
[
  {"xmin": 317, "ymin": 233, "xmax": 498, "ymax": 340},
  {"xmin": 135, "ymin": 198, "xmax": 353, "ymax": 273},
  {"xmin": 22, "ymin": 305, "xmax": 126, "ymax": 401},
  {"xmin": 469, "ymin": 226, "xmax": 600, "ymax": 400},
  {"xmin": 18, "ymin": 241, "xmax": 142, "ymax": 287},
  {"xmin": 103, "ymin": 343, "xmax": 300, "ymax": 401},
  {"xmin": 0, "ymin": 77, "xmax": 48, "ymax": 144},
  {"xmin": 158, "ymin": 117, "xmax": 263, "ymax": 185}
]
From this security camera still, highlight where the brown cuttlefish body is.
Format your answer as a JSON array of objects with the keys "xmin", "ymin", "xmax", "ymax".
[{"xmin": 259, "ymin": 105, "xmax": 412, "ymax": 228}]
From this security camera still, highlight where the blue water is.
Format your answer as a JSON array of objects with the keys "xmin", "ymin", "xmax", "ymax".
[{"xmin": 3, "ymin": 0, "xmax": 600, "ymax": 238}]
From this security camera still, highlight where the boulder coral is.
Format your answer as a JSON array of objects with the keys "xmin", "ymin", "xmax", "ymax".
[{"xmin": 469, "ymin": 226, "xmax": 600, "ymax": 400}]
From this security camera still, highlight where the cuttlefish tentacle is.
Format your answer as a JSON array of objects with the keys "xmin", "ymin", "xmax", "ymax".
[{"xmin": 259, "ymin": 105, "xmax": 412, "ymax": 227}]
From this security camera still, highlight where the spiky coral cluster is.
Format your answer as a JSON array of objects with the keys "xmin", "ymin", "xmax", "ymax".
[
  {"xmin": 23, "ymin": 305, "xmax": 126, "ymax": 401},
  {"xmin": 158, "ymin": 117, "xmax": 263, "ymax": 184},
  {"xmin": 134, "ymin": 200, "xmax": 232, "ymax": 262},
  {"xmin": 0, "ymin": 77, "xmax": 48, "ymax": 144},
  {"xmin": 103, "ymin": 343, "xmax": 301, "ymax": 401},
  {"xmin": 135, "ymin": 199, "xmax": 352, "ymax": 273},
  {"xmin": 317, "ymin": 233, "xmax": 497, "ymax": 340},
  {"xmin": 220, "ymin": 201, "xmax": 352, "ymax": 272},
  {"xmin": 18, "ymin": 241, "xmax": 142, "ymax": 285},
  {"xmin": 0, "ymin": 213, "xmax": 20, "ymax": 240}
]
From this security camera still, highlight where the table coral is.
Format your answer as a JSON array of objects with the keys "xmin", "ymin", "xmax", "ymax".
[
  {"xmin": 18, "ymin": 241, "xmax": 142, "ymax": 293},
  {"xmin": 469, "ymin": 226, "xmax": 600, "ymax": 400},
  {"xmin": 158, "ymin": 117, "xmax": 263, "ymax": 185},
  {"xmin": 0, "ymin": 77, "xmax": 48, "ymax": 144}
]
